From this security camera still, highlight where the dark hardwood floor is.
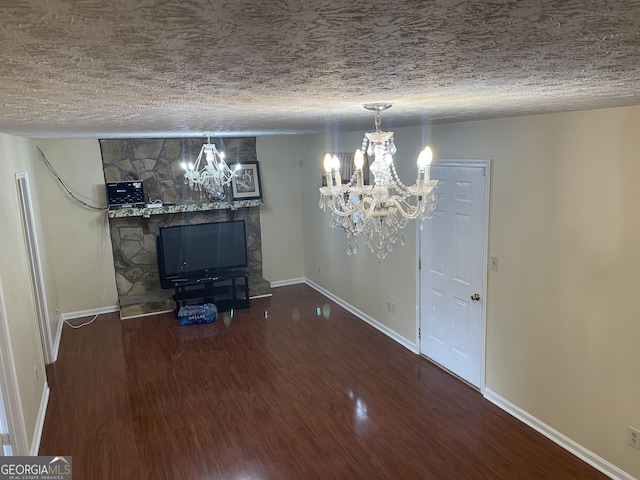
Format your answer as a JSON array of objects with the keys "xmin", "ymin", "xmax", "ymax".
[{"xmin": 40, "ymin": 284, "xmax": 609, "ymax": 479}]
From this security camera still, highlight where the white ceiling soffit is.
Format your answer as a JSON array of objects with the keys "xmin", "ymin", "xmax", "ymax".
[{"xmin": 0, "ymin": 0, "xmax": 639, "ymax": 138}]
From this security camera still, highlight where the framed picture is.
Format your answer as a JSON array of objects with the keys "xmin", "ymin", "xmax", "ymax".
[{"xmin": 231, "ymin": 161, "xmax": 262, "ymax": 200}]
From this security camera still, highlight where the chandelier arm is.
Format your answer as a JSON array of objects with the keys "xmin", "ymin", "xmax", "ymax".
[
  {"xmin": 386, "ymin": 180, "xmax": 411, "ymax": 198},
  {"xmin": 388, "ymin": 197, "xmax": 424, "ymax": 220},
  {"xmin": 386, "ymin": 191, "xmax": 439, "ymax": 220},
  {"xmin": 195, "ymin": 148, "xmax": 205, "ymax": 170},
  {"xmin": 324, "ymin": 191, "xmax": 381, "ymax": 219},
  {"xmin": 332, "ymin": 190, "xmax": 348, "ymax": 211},
  {"xmin": 327, "ymin": 196, "xmax": 360, "ymax": 217},
  {"xmin": 361, "ymin": 196, "xmax": 380, "ymax": 219}
]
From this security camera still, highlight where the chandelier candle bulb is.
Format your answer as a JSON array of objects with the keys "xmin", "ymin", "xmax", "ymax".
[
  {"xmin": 333, "ymin": 155, "xmax": 342, "ymax": 186},
  {"xmin": 424, "ymin": 146, "xmax": 433, "ymax": 181},
  {"xmin": 323, "ymin": 153, "xmax": 333, "ymax": 172},
  {"xmin": 323, "ymin": 153, "xmax": 334, "ymax": 187},
  {"xmin": 417, "ymin": 146, "xmax": 433, "ymax": 185},
  {"xmin": 354, "ymin": 149, "xmax": 364, "ymax": 169},
  {"xmin": 354, "ymin": 149, "xmax": 365, "ymax": 187}
]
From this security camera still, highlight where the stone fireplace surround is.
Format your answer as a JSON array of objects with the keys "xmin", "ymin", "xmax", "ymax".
[{"xmin": 100, "ymin": 137, "xmax": 270, "ymax": 319}]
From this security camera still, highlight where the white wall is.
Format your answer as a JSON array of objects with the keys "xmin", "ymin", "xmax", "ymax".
[
  {"xmin": 0, "ymin": 133, "xmax": 48, "ymax": 453},
  {"xmin": 11, "ymin": 106, "xmax": 639, "ymax": 476},
  {"xmin": 256, "ymin": 136, "xmax": 305, "ymax": 282},
  {"xmin": 431, "ymin": 107, "xmax": 640, "ymax": 478},
  {"xmin": 33, "ymin": 136, "xmax": 307, "ymax": 314},
  {"xmin": 35, "ymin": 139, "xmax": 118, "ymax": 316},
  {"xmin": 299, "ymin": 131, "xmax": 425, "ymax": 343},
  {"xmin": 27, "ymin": 149, "xmax": 61, "ymax": 362},
  {"xmin": 299, "ymin": 106, "xmax": 640, "ymax": 478}
]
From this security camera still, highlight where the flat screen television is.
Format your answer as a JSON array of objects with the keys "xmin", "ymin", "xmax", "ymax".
[{"xmin": 157, "ymin": 220, "xmax": 248, "ymax": 288}]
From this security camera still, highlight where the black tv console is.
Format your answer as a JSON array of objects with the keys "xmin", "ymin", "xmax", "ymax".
[{"xmin": 172, "ymin": 270, "xmax": 250, "ymax": 312}]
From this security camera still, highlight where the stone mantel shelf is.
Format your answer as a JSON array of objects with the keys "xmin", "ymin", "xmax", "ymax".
[{"xmin": 108, "ymin": 199, "xmax": 263, "ymax": 219}]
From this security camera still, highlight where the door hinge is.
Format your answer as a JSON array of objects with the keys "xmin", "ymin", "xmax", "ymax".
[
  {"xmin": 418, "ymin": 327, "xmax": 421, "ymax": 339},
  {"xmin": 1, "ymin": 433, "xmax": 10, "ymax": 446},
  {"xmin": 418, "ymin": 258, "xmax": 422, "ymax": 270}
]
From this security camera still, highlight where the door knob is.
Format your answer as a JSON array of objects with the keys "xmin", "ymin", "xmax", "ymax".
[{"xmin": 470, "ymin": 293, "xmax": 480, "ymax": 302}]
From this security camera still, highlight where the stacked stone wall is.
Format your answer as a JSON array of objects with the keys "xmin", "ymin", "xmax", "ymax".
[{"xmin": 100, "ymin": 137, "xmax": 269, "ymax": 318}]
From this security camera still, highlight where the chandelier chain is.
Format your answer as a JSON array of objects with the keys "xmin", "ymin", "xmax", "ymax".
[{"xmin": 374, "ymin": 110, "xmax": 382, "ymax": 132}]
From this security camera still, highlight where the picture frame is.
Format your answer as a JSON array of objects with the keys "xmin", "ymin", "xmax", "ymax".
[{"xmin": 231, "ymin": 161, "xmax": 262, "ymax": 200}]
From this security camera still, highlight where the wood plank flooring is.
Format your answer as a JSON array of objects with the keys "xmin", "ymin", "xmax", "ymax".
[{"xmin": 40, "ymin": 284, "xmax": 609, "ymax": 479}]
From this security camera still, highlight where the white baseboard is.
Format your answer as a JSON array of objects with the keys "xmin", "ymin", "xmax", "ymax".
[
  {"xmin": 296, "ymin": 279, "xmax": 632, "ymax": 480},
  {"xmin": 30, "ymin": 382, "xmax": 50, "ymax": 456},
  {"xmin": 304, "ymin": 278, "xmax": 418, "ymax": 354},
  {"xmin": 484, "ymin": 389, "xmax": 634, "ymax": 480},
  {"xmin": 51, "ymin": 314, "xmax": 64, "ymax": 363},
  {"xmin": 60, "ymin": 305, "xmax": 119, "ymax": 321},
  {"xmin": 271, "ymin": 278, "xmax": 305, "ymax": 288},
  {"xmin": 120, "ymin": 309, "xmax": 173, "ymax": 320}
]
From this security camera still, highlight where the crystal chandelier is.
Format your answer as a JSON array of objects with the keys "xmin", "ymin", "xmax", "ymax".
[
  {"xmin": 319, "ymin": 104, "xmax": 439, "ymax": 260},
  {"xmin": 181, "ymin": 137, "xmax": 234, "ymax": 200}
]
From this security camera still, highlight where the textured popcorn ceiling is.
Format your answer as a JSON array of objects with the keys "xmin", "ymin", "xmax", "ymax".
[{"xmin": 1, "ymin": 0, "xmax": 639, "ymax": 138}]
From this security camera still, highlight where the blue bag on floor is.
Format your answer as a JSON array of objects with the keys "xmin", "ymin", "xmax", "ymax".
[{"xmin": 177, "ymin": 303, "xmax": 217, "ymax": 327}]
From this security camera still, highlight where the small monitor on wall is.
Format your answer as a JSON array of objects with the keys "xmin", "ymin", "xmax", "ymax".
[{"xmin": 106, "ymin": 181, "xmax": 145, "ymax": 208}]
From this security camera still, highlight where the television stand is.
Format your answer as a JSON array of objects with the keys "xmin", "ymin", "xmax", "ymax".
[{"xmin": 172, "ymin": 270, "xmax": 250, "ymax": 312}]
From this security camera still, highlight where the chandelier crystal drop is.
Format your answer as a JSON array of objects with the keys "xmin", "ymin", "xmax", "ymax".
[
  {"xmin": 182, "ymin": 136, "xmax": 235, "ymax": 200},
  {"xmin": 319, "ymin": 104, "xmax": 439, "ymax": 260}
]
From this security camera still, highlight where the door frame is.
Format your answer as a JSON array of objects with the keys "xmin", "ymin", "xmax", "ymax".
[
  {"xmin": 16, "ymin": 172, "xmax": 54, "ymax": 364},
  {"xmin": 0, "ymin": 273, "xmax": 28, "ymax": 455},
  {"xmin": 416, "ymin": 159, "xmax": 491, "ymax": 393}
]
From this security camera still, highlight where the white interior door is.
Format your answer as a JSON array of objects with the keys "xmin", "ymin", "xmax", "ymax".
[{"xmin": 419, "ymin": 162, "xmax": 489, "ymax": 389}]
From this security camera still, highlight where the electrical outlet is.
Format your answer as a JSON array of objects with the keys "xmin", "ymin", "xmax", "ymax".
[
  {"xmin": 386, "ymin": 301, "xmax": 396, "ymax": 314},
  {"xmin": 629, "ymin": 426, "xmax": 640, "ymax": 450}
]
